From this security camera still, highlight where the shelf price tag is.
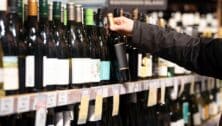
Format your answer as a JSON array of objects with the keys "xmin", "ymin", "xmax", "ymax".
[
  {"xmin": 147, "ymin": 81, "xmax": 157, "ymax": 107},
  {"xmin": 57, "ymin": 91, "xmax": 68, "ymax": 106},
  {"xmin": 17, "ymin": 95, "xmax": 30, "ymax": 113},
  {"xmin": 190, "ymin": 77, "xmax": 195, "ymax": 95},
  {"xmin": 134, "ymin": 82, "xmax": 141, "ymax": 92},
  {"xmin": 0, "ymin": 97, "xmax": 14, "ymax": 116},
  {"xmin": 102, "ymin": 86, "xmax": 109, "ymax": 97},
  {"xmin": 78, "ymin": 89, "xmax": 90, "ymax": 125},
  {"xmin": 143, "ymin": 80, "xmax": 149, "ymax": 90},
  {"xmin": 46, "ymin": 92, "xmax": 57, "ymax": 108},
  {"xmin": 34, "ymin": 94, "xmax": 47, "ymax": 126},
  {"xmin": 112, "ymin": 86, "xmax": 120, "ymax": 116},
  {"xmin": 94, "ymin": 88, "xmax": 103, "ymax": 121}
]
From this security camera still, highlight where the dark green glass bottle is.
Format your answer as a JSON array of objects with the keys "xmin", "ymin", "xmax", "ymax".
[{"xmin": 2, "ymin": 0, "xmax": 19, "ymax": 95}]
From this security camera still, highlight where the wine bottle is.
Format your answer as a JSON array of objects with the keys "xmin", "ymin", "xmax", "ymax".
[
  {"xmin": 96, "ymin": 9, "xmax": 111, "ymax": 84},
  {"xmin": 43, "ymin": 1, "xmax": 57, "ymax": 90},
  {"xmin": 25, "ymin": 0, "xmax": 38, "ymax": 92},
  {"xmin": 68, "ymin": 4, "xmax": 90, "ymax": 87},
  {"xmin": 46, "ymin": 108, "xmax": 56, "ymax": 126},
  {"xmin": 56, "ymin": 2, "xmax": 69, "ymax": 90},
  {"xmin": 1, "ymin": 0, "xmax": 19, "ymax": 95},
  {"xmin": 126, "ymin": 8, "xmax": 139, "ymax": 81},
  {"xmin": 108, "ymin": 12, "xmax": 130, "ymax": 83},
  {"xmin": 85, "ymin": 8, "xmax": 101, "ymax": 86},
  {"xmin": 17, "ymin": 0, "xmax": 27, "ymax": 94},
  {"xmin": 35, "ymin": 0, "xmax": 49, "ymax": 91},
  {"xmin": 140, "ymin": 13, "xmax": 153, "ymax": 79}
]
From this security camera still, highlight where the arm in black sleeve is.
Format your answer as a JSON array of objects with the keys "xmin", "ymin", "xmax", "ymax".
[{"xmin": 132, "ymin": 21, "xmax": 222, "ymax": 79}]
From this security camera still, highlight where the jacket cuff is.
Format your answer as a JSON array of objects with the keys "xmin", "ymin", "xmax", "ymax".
[{"xmin": 132, "ymin": 21, "xmax": 141, "ymax": 45}]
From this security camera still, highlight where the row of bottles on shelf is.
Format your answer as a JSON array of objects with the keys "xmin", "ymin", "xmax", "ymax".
[
  {"xmin": 0, "ymin": 77, "xmax": 222, "ymax": 126},
  {"xmin": 155, "ymin": 11, "xmax": 218, "ymax": 38},
  {"xmin": 0, "ymin": 0, "xmax": 194, "ymax": 96}
]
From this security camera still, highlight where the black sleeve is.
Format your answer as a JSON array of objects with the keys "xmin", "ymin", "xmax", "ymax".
[{"xmin": 132, "ymin": 21, "xmax": 222, "ymax": 79}]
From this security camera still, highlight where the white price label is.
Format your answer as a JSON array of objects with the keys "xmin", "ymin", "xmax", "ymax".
[
  {"xmin": 102, "ymin": 87, "xmax": 109, "ymax": 97},
  {"xmin": 134, "ymin": 83, "xmax": 140, "ymax": 92},
  {"xmin": 112, "ymin": 86, "xmax": 120, "ymax": 95},
  {"xmin": 57, "ymin": 91, "xmax": 68, "ymax": 106},
  {"xmin": 0, "ymin": 97, "xmax": 14, "ymax": 115},
  {"xmin": 120, "ymin": 85, "xmax": 126, "ymax": 94},
  {"xmin": 17, "ymin": 95, "xmax": 30, "ymax": 113},
  {"xmin": 46, "ymin": 92, "xmax": 57, "ymax": 108},
  {"xmin": 143, "ymin": 81, "xmax": 149, "ymax": 90},
  {"xmin": 127, "ymin": 83, "xmax": 134, "ymax": 93}
]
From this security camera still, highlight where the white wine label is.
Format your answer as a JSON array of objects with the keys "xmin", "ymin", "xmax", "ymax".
[
  {"xmin": 209, "ymin": 102, "xmax": 218, "ymax": 116},
  {"xmin": 90, "ymin": 59, "xmax": 101, "ymax": 83},
  {"xmin": 43, "ymin": 57, "xmax": 57, "ymax": 86},
  {"xmin": 177, "ymin": 119, "xmax": 185, "ymax": 126},
  {"xmin": 3, "ymin": 56, "xmax": 19, "ymax": 90},
  {"xmin": 138, "ymin": 54, "xmax": 152, "ymax": 78},
  {"xmin": 72, "ymin": 58, "xmax": 87, "ymax": 84},
  {"xmin": 0, "ymin": 0, "xmax": 7, "ymax": 11},
  {"xmin": 83, "ymin": 58, "xmax": 92, "ymax": 83},
  {"xmin": 26, "ymin": 56, "xmax": 35, "ymax": 87},
  {"xmin": 0, "ymin": 68, "xmax": 3, "ymax": 82},
  {"xmin": 56, "ymin": 112, "xmax": 64, "ymax": 126},
  {"xmin": 193, "ymin": 112, "xmax": 201, "ymax": 125},
  {"xmin": 56, "ymin": 59, "xmax": 69, "ymax": 85},
  {"xmin": 170, "ymin": 122, "xmax": 177, "ymax": 126},
  {"xmin": 158, "ymin": 58, "xmax": 168, "ymax": 77}
]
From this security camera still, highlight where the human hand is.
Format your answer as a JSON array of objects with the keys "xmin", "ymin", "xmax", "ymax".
[{"xmin": 108, "ymin": 15, "xmax": 134, "ymax": 36}]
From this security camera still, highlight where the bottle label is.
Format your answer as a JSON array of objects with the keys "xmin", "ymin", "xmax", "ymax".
[
  {"xmin": 182, "ymin": 102, "xmax": 189, "ymax": 124},
  {"xmin": 90, "ymin": 59, "xmax": 101, "ymax": 83},
  {"xmin": 3, "ymin": 56, "xmax": 19, "ymax": 90},
  {"xmin": 56, "ymin": 112, "xmax": 64, "ymax": 126},
  {"xmin": 0, "ymin": 68, "xmax": 3, "ymax": 82},
  {"xmin": 43, "ymin": 57, "xmax": 57, "ymax": 86},
  {"xmin": 193, "ymin": 112, "xmax": 201, "ymax": 125},
  {"xmin": 170, "ymin": 121, "xmax": 177, "ymax": 126},
  {"xmin": 138, "ymin": 53, "xmax": 152, "ymax": 78},
  {"xmin": 56, "ymin": 59, "xmax": 69, "ymax": 85},
  {"xmin": 209, "ymin": 102, "xmax": 218, "ymax": 116},
  {"xmin": 25, "ymin": 56, "xmax": 35, "ymax": 87},
  {"xmin": 177, "ymin": 119, "xmax": 185, "ymax": 126},
  {"xmin": 158, "ymin": 58, "xmax": 168, "ymax": 76},
  {"xmin": 100, "ymin": 61, "xmax": 110, "ymax": 81},
  {"xmin": 0, "ymin": 0, "xmax": 7, "ymax": 11},
  {"xmin": 72, "ymin": 58, "xmax": 88, "ymax": 84}
]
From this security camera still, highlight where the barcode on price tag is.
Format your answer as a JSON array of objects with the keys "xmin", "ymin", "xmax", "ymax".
[
  {"xmin": 46, "ymin": 92, "xmax": 57, "ymax": 108},
  {"xmin": 0, "ymin": 97, "xmax": 14, "ymax": 116},
  {"xmin": 57, "ymin": 91, "xmax": 68, "ymax": 106},
  {"xmin": 17, "ymin": 95, "xmax": 30, "ymax": 113}
]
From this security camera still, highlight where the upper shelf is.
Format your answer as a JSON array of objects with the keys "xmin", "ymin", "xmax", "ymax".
[{"xmin": 0, "ymin": 74, "xmax": 215, "ymax": 116}]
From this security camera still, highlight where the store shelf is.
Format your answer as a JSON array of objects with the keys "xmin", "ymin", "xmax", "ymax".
[{"xmin": 0, "ymin": 75, "xmax": 214, "ymax": 116}]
